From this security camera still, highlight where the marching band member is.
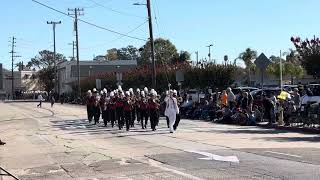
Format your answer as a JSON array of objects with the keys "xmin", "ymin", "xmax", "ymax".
[
  {"xmin": 109, "ymin": 91, "xmax": 116, "ymax": 128},
  {"xmin": 148, "ymin": 89, "xmax": 160, "ymax": 131},
  {"xmin": 93, "ymin": 89, "xmax": 101, "ymax": 125},
  {"xmin": 173, "ymin": 90, "xmax": 182, "ymax": 131},
  {"xmin": 164, "ymin": 90, "xmax": 170, "ymax": 128},
  {"xmin": 165, "ymin": 90, "xmax": 179, "ymax": 133},
  {"xmin": 129, "ymin": 88, "xmax": 136, "ymax": 127},
  {"xmin": 116, "ymin": 88, "xmax": 125, "ymax": 130},
  {"xmin": 139, "ymin": 91, "xmax": 149, "ymax": 129},
  {"xmin": 86, "ymin": 90, "xmax": 93, "ymax": 123},
  {"xmin": 135, "ymin": 88, "xmax": 141, "ymax": 123},
  {"xmin": 124, "ymin": 91, "xmax": 133, "ymax": 131},
  {"xmin": 101, "ymin": 89, "xmax": 108, "ymax": 127}
]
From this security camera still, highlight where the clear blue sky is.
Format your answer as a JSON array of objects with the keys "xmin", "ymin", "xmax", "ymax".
[{"xmin": 1, "ymin": 0, "xmax": 320, "ymax": 69}]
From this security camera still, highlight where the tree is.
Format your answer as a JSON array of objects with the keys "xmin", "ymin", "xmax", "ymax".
[
  {"xmin": 106, "ymin": 48, "xmax": 118, "ymax": 61},
  {"xmin": 139, "ymin": 38, "xmax": 179, "ymax": 65},
  {"xmin": 29, "ymin": 50, "xmax": 65, "ymax": 69},
  {"xmin": 27, "ymin": 50, "xmax": 66, "ymax": 92},
  {"xmin": 267, "ymin": 56, "xmax": 305, "ymax": 84},
  {"xmin": 117, "ymin": 45, "xmax": 138, "ymax": 60},
  {"xmin": 37, "ymin": 67, "xmax": 55, "ymax": 92},
  {"xmin": 239, "ymin": 48, "xmax": 257, "ymax": 86},
  {"xmin": 291, "ymin": 36, "xmax": 320, "ymax": 78},
  {"xmin": 106, "ymin": 46, "xmax": 139, "ymax": 61},
  {"xmin": 178, "ymin": 51, "xmax": 191, "ymax": 63}
]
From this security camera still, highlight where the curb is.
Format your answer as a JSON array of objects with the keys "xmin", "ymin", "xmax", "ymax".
[{"xmin": 256, "ymin": 123, "xmax": 320, "ymax": 134}]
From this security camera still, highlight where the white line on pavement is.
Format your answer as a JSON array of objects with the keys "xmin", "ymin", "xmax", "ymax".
[
  {"xmin": 147, "ymin": 158, "xmax": 204, "ymax": 180},
  {"xmin": 264, "ymin": 151, "xmax": 302, "ymax": 158}
]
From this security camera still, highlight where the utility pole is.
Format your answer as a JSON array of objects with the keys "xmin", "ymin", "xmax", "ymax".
[
  {"xmin": 133, "ymin": 0, "xmax": 156, "ymax": 88},
  {"xmin": 195, "ymin": 51, "xmax": 199, "ymax": 67},
  {"xmin": 146, "ymin": 0, "xmax": 156, "ymax": 89},
  {"xmin": 206, "ymin": 44, "xmax": 213, "ymax": 63},
  {"xmin": 68, "ymin": 8, "xmax": 83, "ymax": 97},
  {"xmin": 280, "ymin": 50, "xmax": 283, "ymax": 90},
  {"xmin": 47, "ymin": 21, "xmax": 61, "ymax": 95},
  {"xmin": 68, "ymin": 41, "xmax": 76, "ymax": 61},
  {"xmin": 9, "ymin": 37, "xmax": 20, "ymax": 100}
]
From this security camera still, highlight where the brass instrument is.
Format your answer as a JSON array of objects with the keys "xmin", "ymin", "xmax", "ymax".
[{"xmin": 177, "ymin": 97, "xmax": 183, "ymax": 106}]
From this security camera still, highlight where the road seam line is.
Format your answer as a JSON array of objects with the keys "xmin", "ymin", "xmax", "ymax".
[{"xmin": 264, "ymin": 151, "xmax": 302, "ymax": 158}]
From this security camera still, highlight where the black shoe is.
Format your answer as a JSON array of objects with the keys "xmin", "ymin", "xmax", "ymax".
[{"xmin": 0, "ymin": 141, "xmax": 6, "ymax": 145}]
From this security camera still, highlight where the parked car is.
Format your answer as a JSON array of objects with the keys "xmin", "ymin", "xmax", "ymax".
[
  {"xmin": 250, "ymin": 87, "xmax": 283, "ymax": 107},
  {"xmin": 232, "ymin": 87, "xmax": 259, "ymax": 94},
  {"xmin": 186, "ymin": 89, "xmax": 206, "ymax": 102},
  {"xmin": 283, "ymin": 85, "xmax": 298, "ymax": 93}
]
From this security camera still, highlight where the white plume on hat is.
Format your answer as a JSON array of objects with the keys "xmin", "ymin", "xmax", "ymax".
[
  {"xmin": 118, "ymin": 85, "xmax": 122, "ymax": 91},
  {"xmin": 93, "ymin": 88, "xmax": 97, "ymax": 92},
  {"xmin": 100, "ymin": 90, "xmax": 104, "ymax": 94},
  {"xmin": 125, "ymin": 91, "xmax": 130, "ymax": 96},
  {"xmin": 173, "ymin": 90, "xmax": 177, "ymax": 95},
  {"xmin": 129, "ymin": 88, "xmax": 133, "ymax": 93},
  {"xmin": 141, "ymin": 91, "xmax": 145, "ymax": 97},
  {"xmin": 103, "ymin": 88, "xmax": 107, "ymax": 93},
  {"xmin": 87, "ymin": 90, "xmax": 92, "ymax": 93},
  {"xmin": 144, "ymin": 87, "xmax": 148, "ymax": 93},
  {"xmin": 150, "ymin": 89, "xmax": 157, "ymax": 96},
  {"xmin": 110, "ymin": 92, "xmax": 114, "ymax": 97},
  {"xmin": 136, "ymin": 88, "xmax": 140, "ymax": 92}
]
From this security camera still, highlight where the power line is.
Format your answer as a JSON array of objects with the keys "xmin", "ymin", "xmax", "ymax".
[
  {"xmin": 81, "ymin": 19, "xmax": 148, "ymax": 50},
  {"xmin": 86, "ymin": 0, "xmax": 146, "ymax": 19},
  {"xmin": 31, "ymin": 0, "xmax": 147, "ymax": 41}
]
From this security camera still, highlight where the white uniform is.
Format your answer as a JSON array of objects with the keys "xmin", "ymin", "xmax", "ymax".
[{"xmin": 165, "ymin": 96, "xmax": 179, "ymax": 132}]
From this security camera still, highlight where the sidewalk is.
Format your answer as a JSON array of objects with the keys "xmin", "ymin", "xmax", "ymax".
[{"xmin": 3, "ymin": 99, "xmax": 39, "ymax": 103}]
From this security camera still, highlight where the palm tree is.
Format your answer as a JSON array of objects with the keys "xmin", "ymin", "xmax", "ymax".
[{"xmin": 239, "ymin": 48, "xmax": 257, "ymax": 86}]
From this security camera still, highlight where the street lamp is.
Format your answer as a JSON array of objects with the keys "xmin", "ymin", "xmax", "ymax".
[
  {"xmin": 206, "ymin": 44, "xmax": 213, "ymax": 63},
  {"xmin": 134, "ymin": 0, "xmax": 156, "ymax": 89}
]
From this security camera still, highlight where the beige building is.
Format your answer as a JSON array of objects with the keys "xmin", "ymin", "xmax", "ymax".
[{"xmin": 1, "ymin": 65, "xmax": 39, "ymax": 99}]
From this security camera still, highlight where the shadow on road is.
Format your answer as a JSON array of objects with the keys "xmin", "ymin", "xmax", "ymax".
[
  {"xmin": 51, "ymin": 119, "xmax": 170, "ymax": 138},
  {"xmin": 254, "ymin": 136, "xmax": 320, "ymax": 142}
]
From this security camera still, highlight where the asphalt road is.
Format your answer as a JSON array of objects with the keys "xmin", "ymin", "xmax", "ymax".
[{"xmin": 0, "ymin": 102, "xmax": 320, "ymax": 180}]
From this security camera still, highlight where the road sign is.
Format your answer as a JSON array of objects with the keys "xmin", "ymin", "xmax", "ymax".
[
  {"xmin": 116, "ymin": 72, "xmax": 123, "ymax": 81},
  {"xmin": 224, "ymin": 55, "xmax": 228, "ymax": 62},
  {"xmin": 176, "ymin": 70, "xmax": 184, "ymax": 82},
  {"xmin": 96, "ymin": 79, "xmax": 101, "ymax": 89},
  {"xmin": 255, "ymin": 53, "xmax": 272, "ymax": 69}
]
